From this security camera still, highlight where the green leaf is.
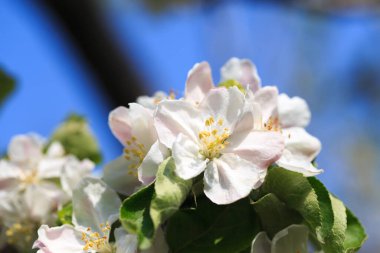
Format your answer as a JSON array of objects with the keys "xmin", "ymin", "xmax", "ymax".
[
  {"xmin": 260, "ymin": 166, "xmax": 357, "ymax": 253},
  {"xmin": 166, "ymin": 196, "xmax": 260, "ymax": 253},
  {"xmin": 120, "ymin": 184, "xmax": 155, "ymax": 249},
  {"xmin": 150, "ymin": 157, "xmax": 192, "ymax": 231},
  {"xmin": 57, "ymin": 202, "xmax": 73, "ymax": 225},
  {"xmin": 0, "ymin": 68, "xmax": 15, "ymax": 107},
  {"xmin": 252, "ymin": 193, "xmax": 302, "ymax": 238},
  {"xmin": 50, "ymin": 114, "xmax": 102, "ymax": 163},
  {"xmin": 344, "ymin": 208, "xmax": 367, "ymax": 252}
]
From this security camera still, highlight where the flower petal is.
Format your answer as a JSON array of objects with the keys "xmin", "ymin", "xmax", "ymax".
[
  {"xmin": 8, "ymin": 134, "xmax": 44, "ymax": 164},
  {"xmin": 109, "ymin": 106, "xmax": 133, "ymax": 145},
  {"xmin": 278, "ymin": 93, "xmax": 311, "ymax": 128},
  {"xmin": 154, "ymin": 100, "xmax": 203, "ymax": 148},
  {"xmin": 251, "ymin": 86, "xmax": 278, "ymax": 123},
  {"xmin": 173, "ymin": 134, "xmax": 208, "ymax": 180},
  {"xmin": 0, "ymin": 161, "xmax": 20, "ymax": 191},
  {"xmin": 138, "ymin": 141, "xmax": 169, "ymax": 185},
  {"xmin": 60, "ymin": 156, "xmax": 95, "ymax": 197},
  {"xmin": 185, "ymin": 62, "xmax": 214, "ymax": 105},
  {"xmin": 226, "ymin": 130, "xmax": 284, "ymax": 170},
  {"xmin": 203, "ymin": 154, "xmax": 261, "ymax": 205},
  {"xmin": 33, "ymin": 225, "xmax": 84, "ymax": 253},
  {"xmin": 277, "ymin": 149, "xmax": 323, "ymax": 177},
  {"xmin": 271, "ymin": 224, "xmax": 309, "ymax": 253},
  {"xmin": 72, "ymin": 177, "xmax": 121, "ymax": 234},
  {"xmin": 220, "ymin": 58, "xmax": 261, "ymax": 92},
  {"xmin": 46, "ymin": 142, "xmax": 65, "ymax": 158},
  {"xmin": 199, "ymin": 86, "xmax": 245, "ymax": 128},
  {"xmin": 137, "ymin": 91, "xmax": 168, "ymax": 109},
  {"xmin": 114, "ymin": 227, "xmax": 138, "ymax": 253},
  {"xmin": 102, "ymin": 156, "xmax": 141, "ymax": 195},
  {"xmin": 250, "ymin": 232, "xmax": 271, "ymax": 253},
  {"xmin": 283, "ymin": 127, "xmax": 321, "ymax": 161}
]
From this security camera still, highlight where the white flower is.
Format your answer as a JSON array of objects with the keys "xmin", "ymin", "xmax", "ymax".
[
  {"xmin": 33, "ymin": 178, "xmax": 121, "ymax": 253},
  {"xmin": 184, "ymin": 58, "xmax": 260, "ymax": 105},
  {"xmin": 103, "ymin": 104, "xmax": 169, "ymax": 195},
  {"xmin": 276, "ymin": 94, "xmax": 322, "ymax": 176},
  {"xmin": 155, "ymin": 87, "xmax": 284, "ymax": 204},
  {"xmin": 137, "ymin": 91, "xmax": 175, "ymax": 109},
  {"xmin": 251, "ymin": 224, "xmax": 309, "ymax": 253}
]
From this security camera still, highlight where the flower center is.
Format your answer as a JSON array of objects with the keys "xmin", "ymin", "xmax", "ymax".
[
  {"xmin": 263, "ymin": 116, "xmax": 281, "ymax": 132},
  {"xmin": 82, "ymin": 223, "xmax": 111, "ymax": 253},
  {"xmin": 124, "ymin": 136, "xmax": 146, "ymax": 177},
  {"xmin": 20, "ymin": 169, "xmax": 39, "ymax": 186},
  {"xmin": 5, "ymin": 222, "xmax": 34, "ymax": 246},
  {"xmin": 198, "ymin": 117, "xmax": 230, "ymax": 160}
]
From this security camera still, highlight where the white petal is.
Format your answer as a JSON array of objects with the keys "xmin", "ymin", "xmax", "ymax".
[
  {"xmin": 46, "ymin": 142, "xmax": 65, "ymax": 157},
  {"xmin": 203, "ymin": 154, "xmax": 261, "ymax": 205},
  {"xmin": 173, "ymin": 134, "xmax": 208, "ymax": 180},
  {"xmin": 185, "ymin": 62, "xmax": 214, "ymax": 105},
  {"xmin": 278, "ymin": 94, "xmax": 311, "ymax": 128},
  {"xmin": 226, "ymin": 130, "xmax": 284, "ymax": 170},
  {"xmin": 277, "ymin": 150, "xmax": 323, "ymax": 177},
  {"xmin": 61, "ymin": 156, "xmax": 95, "ymax": 197},
  {"xmin": 252, "ymin": 86, "xmax": 279, "ymax": 123},
  {"xmin": 33, "ymin": 225, "xmax": 84, "ymax": 253},
  {"xmin": 114, "ymin": 227, "xmax": 138, "ymax": 253},
  {"xmin": 8, "ymin": 134, "xmax": 44, "ymax": 164},
  {"xmin": 272, "ymin": 224, "xmax": 309, "ymax": 253},
  {"xmin": 0, "ymin": 161, "xmax": 21, "ymax": 191},
  {"xmin": 109, "ymin": 106, "xmax": 133, "ymax": 145},
  {"xmin": 137, "ymin": 91, "xmax": 168, "ymax": 109},
  {"xmin": 220, "ymin": 58, "xmax": 261, "ymax": 92},
  {"xmin": 37, "ymin": 157, "xmax": 66, "ymax": 179},
  {"xmin": 102, "ymin": 156, "xmax": 141, "ymax": 195},
  {"xmin": 250, "ymin": 232, "xmax": 271, "ymax": 253},
  {"xmin": 199, "ymin": 86, "xmax": 245, "ymax": 128},
  {"xmin": 283, "ymin": 127, "xmax": 321, "ymax": 161},
  {"xmin": 72, "ymin": 177, "xmax": 121, "ymax": 234},
  {"xmin": 154, "ymin": 100, "xmax": 203, "ymax": 148},
  {"xmin": 138, "ymin": 141, "xmax": 169, "ymax": 185}
]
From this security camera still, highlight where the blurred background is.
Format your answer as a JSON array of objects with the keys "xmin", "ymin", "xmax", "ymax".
[{"xmin": 0, "ymin": 0, "xmax": 379, "ymax": 251}]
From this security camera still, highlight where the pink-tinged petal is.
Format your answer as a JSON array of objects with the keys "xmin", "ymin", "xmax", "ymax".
[
  {"xmin": 154, "ymin": 100, "xmax": 203, "ymax": 148},
  {"xmin": 277, "ymin": 150, "xmax": 323, "ymax": 177},
  {"xmin": 173, "ymin": 134, "xmax": 208, "ymax": 180},
  {"xmin": 8, "ymin": 134, "xmax": 44, "ymax": 164},
  {"xmin": 109, "ymin": 106, "xmax": 133, "ymax": 145},
  {"xmin": 102, "ymin": 156, "xmax": 141, "ymax": 195},
  {"xmin": 250, "ymin": 232, "xmax": 271, "ymax": 253},
  {"xmin": 252, "ymin": 86, "xmax": 279, "ymax": 123},
  {"xmin": 278, "ymin": 94, "xmax": 311, "ymax": 128},
  {"xmin": 128, "ymin": 103, "xmax": 157, "ymax": 148},
  {"xmin": 72, "ymin": 177, "xmax": 121, "ymax": 234},
  {"xmin": 138, "ymin": 141, "xmax": 169, "ymax": 185},
  {"xmin": 220, "ymin": 58, "xmax": 261, "ymax": 92},
  {"xmin": 33, "ymin": 225, "xmax": 84, "ymax": 253},
  {"xmin": 199, "ymin": 86, "xmax": 245, "ymax": 128},
  {"xmin": 185, "ymin": 62, "xmax": 214, "ymax": 105},
  {"xmin": 226, "ymin": 130, "xmax": 285, "ymax": 170},
  {"xmin": 283, "ymin": 127, "xmax": 321, "ymax": 161},
  {"xmin": 203, "ymin": 154, "xmax": 261, "ymax": 205}
]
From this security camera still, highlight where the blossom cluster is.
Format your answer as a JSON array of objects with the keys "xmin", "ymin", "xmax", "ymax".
[
  {"xmin": 104, "ymin": 57, "xmax": 322, "ymax": 205},
  {"xmin": 0, "ymin": 58, "xmax": 366, "ymax": 253}
]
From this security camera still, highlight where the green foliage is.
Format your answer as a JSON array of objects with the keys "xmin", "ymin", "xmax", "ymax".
[
  {"xmin": 218, "ymin": 79, "xmax": 245, "ymax": 93},
  {"xmin": 120, "ymin": 157, "xmax": 192, "ymax": 250},
  {"xmin": 256, "ymin": 166, "xmax": 366, "ymax": 253},
  {"xmin": 57, "ymin": 202, "xmax": 73, "ymax": 225},
  {"xmin": 120, "ymin": 184, "xmax": 155, "ymax": 249},
  {"xmin": 50, "ymin": 114, "xmax": 102, "ymax": 163},
  {"xmin": 252, "ymin": 193, "xmax": 302, "ymax": 238},
  {"xmin": 150, "ymin": 157, "xmax": 192, "ymax": 231},
  {"xmin": 0, "ymin": 68, "xmax": 15, "ymax": 107},
  {"xmin": 166, "ymin": 197, "xmax": 260, "ymax": 253}
]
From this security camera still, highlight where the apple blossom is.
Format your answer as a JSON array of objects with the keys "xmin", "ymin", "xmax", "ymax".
[
  {"xmin": 103, "ymin": 104, "xmax": 169, "ymax": 195},
  {"xmin": 137, "ymin": 91, "xmax": 175, "ymax": 110},
  {"xmin": 155, "ymin": 86, "xmax": 284, "ymax": 204}
]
